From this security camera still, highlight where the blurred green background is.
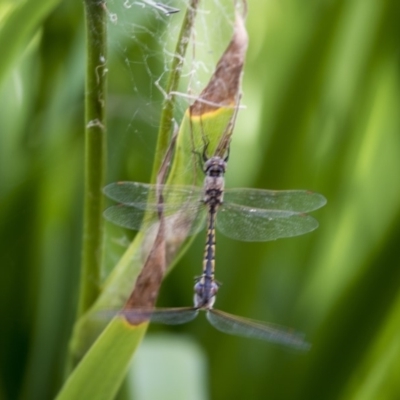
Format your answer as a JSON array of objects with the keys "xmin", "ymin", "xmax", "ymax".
[{"xmin": 1, "ymin": 0, "xmax": 400, "ymax": 399}]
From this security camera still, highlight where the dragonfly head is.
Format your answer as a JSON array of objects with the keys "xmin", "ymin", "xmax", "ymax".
[
  {"xmin": 194, "ymin": 278, "xmax": 220, "ymax": 309},
  {"xmin": 203, "ymin": 156, "xmax": 227, "ymax": 178}
]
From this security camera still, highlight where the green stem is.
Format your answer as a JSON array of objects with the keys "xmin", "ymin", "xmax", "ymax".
[
  {"xmin": 150, "ymin": 0, "xmax": 200, "ymax": 182},
  {"xmin": 78, "ymin": 0, "xmax": 107, "ymax": 317}
]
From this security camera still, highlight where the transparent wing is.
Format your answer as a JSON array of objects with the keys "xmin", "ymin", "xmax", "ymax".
[
  {"xmin": 104, "ymin": 204, "xmax": 207, "ymax": 236},
  {"xmin": 206, "ymin": 309, "xmax": 310, "ymax": 350},
  {"xmin": 224, "ymin": 188, "xmax": 326, "ymax": 212},
  {"xmin": 216, "ymin": 204, "xmax": 319, "ymax": 241},
  {"xmin": 103, "ymin": 182, "xmax": 203, "ymax": 210},
  {"xmin": 98, "ymin": 307, "xmax": 199, "ymax": 325},
  {"xmin": 103, "ymin": 181, "xmax": 206, "ymax": 235}
]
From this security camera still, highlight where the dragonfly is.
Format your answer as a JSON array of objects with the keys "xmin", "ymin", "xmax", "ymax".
[
  {"xmin": 103, "ymin": 152, "xmax": 327, "ymax": 243},
  {"xmin": 112, "ymin": 280, "xmax": 311, "ymax": 350},
  {"xmin": 103, "ymin": 150, "xmax": 324, "ymax": 348}
]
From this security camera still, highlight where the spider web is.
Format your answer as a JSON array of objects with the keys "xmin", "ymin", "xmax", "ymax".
[{"xmin": 104, "ymin": 0, "xmax": 236, "ymax": 170}]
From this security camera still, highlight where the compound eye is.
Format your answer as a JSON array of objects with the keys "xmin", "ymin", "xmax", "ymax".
[
  {"xmin": 210, "ymin": 282, "xmax": 219, "ymax": 297},
  {"xmin": 194, "ymin": 281, "xmax": 204, "ymax": 296},
  {"xmin": 194, "ymin": 282, "xmax": 205, "ymax": 308}
]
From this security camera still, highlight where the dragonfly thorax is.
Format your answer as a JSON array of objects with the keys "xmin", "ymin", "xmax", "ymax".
[
  {"xmin": 194, "ymin": 277, "xmax": 219, "ymax": 309},
  {"xmin": 203, "ymin": 157, "xmax": 226, "ymax": 207}
]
